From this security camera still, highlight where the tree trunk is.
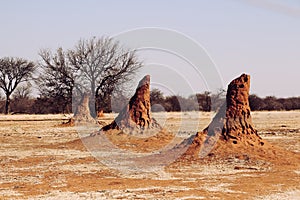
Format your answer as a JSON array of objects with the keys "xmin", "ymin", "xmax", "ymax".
[
  {"xmin": 5, "ymin": 95, "xmax": 10, "ymax": 115},
  {"xmin": 90, "ymin": 79, "xmax": 96, "ymax": 117},
  {"xmin": 89, "ymin": 95, "xmax": 96, "ymax": 118}
]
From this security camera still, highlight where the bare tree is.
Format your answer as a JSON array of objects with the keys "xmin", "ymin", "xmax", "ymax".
[
  {"xmin": 68, "ymin": 36, "xmax": 142, "ymax": 115},
  {"xmin": 38, "ymin": 48, "xmax": 75, "ymax": 113},
  {"xmin": 192, "ymin": 91, "xmax": 211, "ymax": 112},
  {"xmin": 150, "ymin": 88, "xmax": 165, "ymax": 105},
  {"xmin": 0, "ymin": 57, "xmax": 35, "ymax": 114},
  {"xmin": 11, "ymin": 83, "xmax": 33, "ymax": 114}
]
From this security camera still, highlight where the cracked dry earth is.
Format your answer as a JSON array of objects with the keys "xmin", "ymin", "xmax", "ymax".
[{"xmin": 0, "ymin": 111, "xmax": 299, "ymax": 199}]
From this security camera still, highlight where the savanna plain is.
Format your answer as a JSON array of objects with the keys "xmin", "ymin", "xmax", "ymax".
[{"xmin": 0, "ymin": 111, "xmax": 299, "ymax": 199}]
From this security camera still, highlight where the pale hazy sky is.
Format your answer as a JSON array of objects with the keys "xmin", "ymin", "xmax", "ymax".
[{"xmin": 0, "ymin": 0, "xmax": 299, "ymax": 97}]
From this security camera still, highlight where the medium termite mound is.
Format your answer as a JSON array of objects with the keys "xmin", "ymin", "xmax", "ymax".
[{"xmin": 97, "ymin": 75, "xmax": 174, "ymax": 153}]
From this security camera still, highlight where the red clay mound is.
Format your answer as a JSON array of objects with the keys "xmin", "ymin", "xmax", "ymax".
[
  {"xmin": 102, "ymin": 75, "xmax": 161, "ymax": 132},
  {"xmin": 95, "ymin": 75, "xmax": 174, "ymax": 153},
  {"xmin": 181, "ymin": 74, "xmax": 300, "ymax": 165}
]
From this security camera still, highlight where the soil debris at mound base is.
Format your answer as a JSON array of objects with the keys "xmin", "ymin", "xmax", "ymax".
[
  {"xmin": 181, "ymin": 74, "xmax": 300, "ymax": 165},
  {"xmin": 92, "ymin": 75, "xmax": 174, "ymax": 153}
]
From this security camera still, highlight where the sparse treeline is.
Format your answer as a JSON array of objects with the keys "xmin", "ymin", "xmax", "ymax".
[
  {"xmin": 149, "ymin": 90, "xmax": 300, "ymax": 112},
  {"xmin": 0, "ymin": 87, "xmax": 299, "ymax": 114},
  {"xmin": 0, "ymin": 36, "xmax": 299, "ymax": 114},
  {"xmin": 249, "ymin": 95, "xmax": 300, "ymax": 111}
]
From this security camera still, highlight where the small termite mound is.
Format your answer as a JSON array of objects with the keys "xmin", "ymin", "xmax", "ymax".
[{"xmin": 62, "ymin": 93, "xmax": 97, "ymax": 126}]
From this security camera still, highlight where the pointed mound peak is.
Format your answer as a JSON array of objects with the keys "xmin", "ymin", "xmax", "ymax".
[
  {"xmin": 226, "ymin": 73, "xmax": 250, "ymax": 117},
  {"xmin": 137, "ymin": 74, "xmax": 150, "ymax": 88}
]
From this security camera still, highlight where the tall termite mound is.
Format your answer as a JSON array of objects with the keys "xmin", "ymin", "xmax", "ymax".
[
  {"xmin": 99, "ymin": 75, "xmax": 173, "ymax": 153},
  {"xmin": 222, "ymin": 73, "xmax": 263, "ymax": 144},
  {"xmin": 102, "ymin": 75, "xmax": 161, "ymax": 132},
  {"xmin": 183, "ymin": 74, "xmax": 266, "ymax": 159}
]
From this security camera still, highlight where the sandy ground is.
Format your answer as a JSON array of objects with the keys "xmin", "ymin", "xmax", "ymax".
[{"xmin": 0, "ymin": 111, "xmax": 299, "ymax": 199}]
